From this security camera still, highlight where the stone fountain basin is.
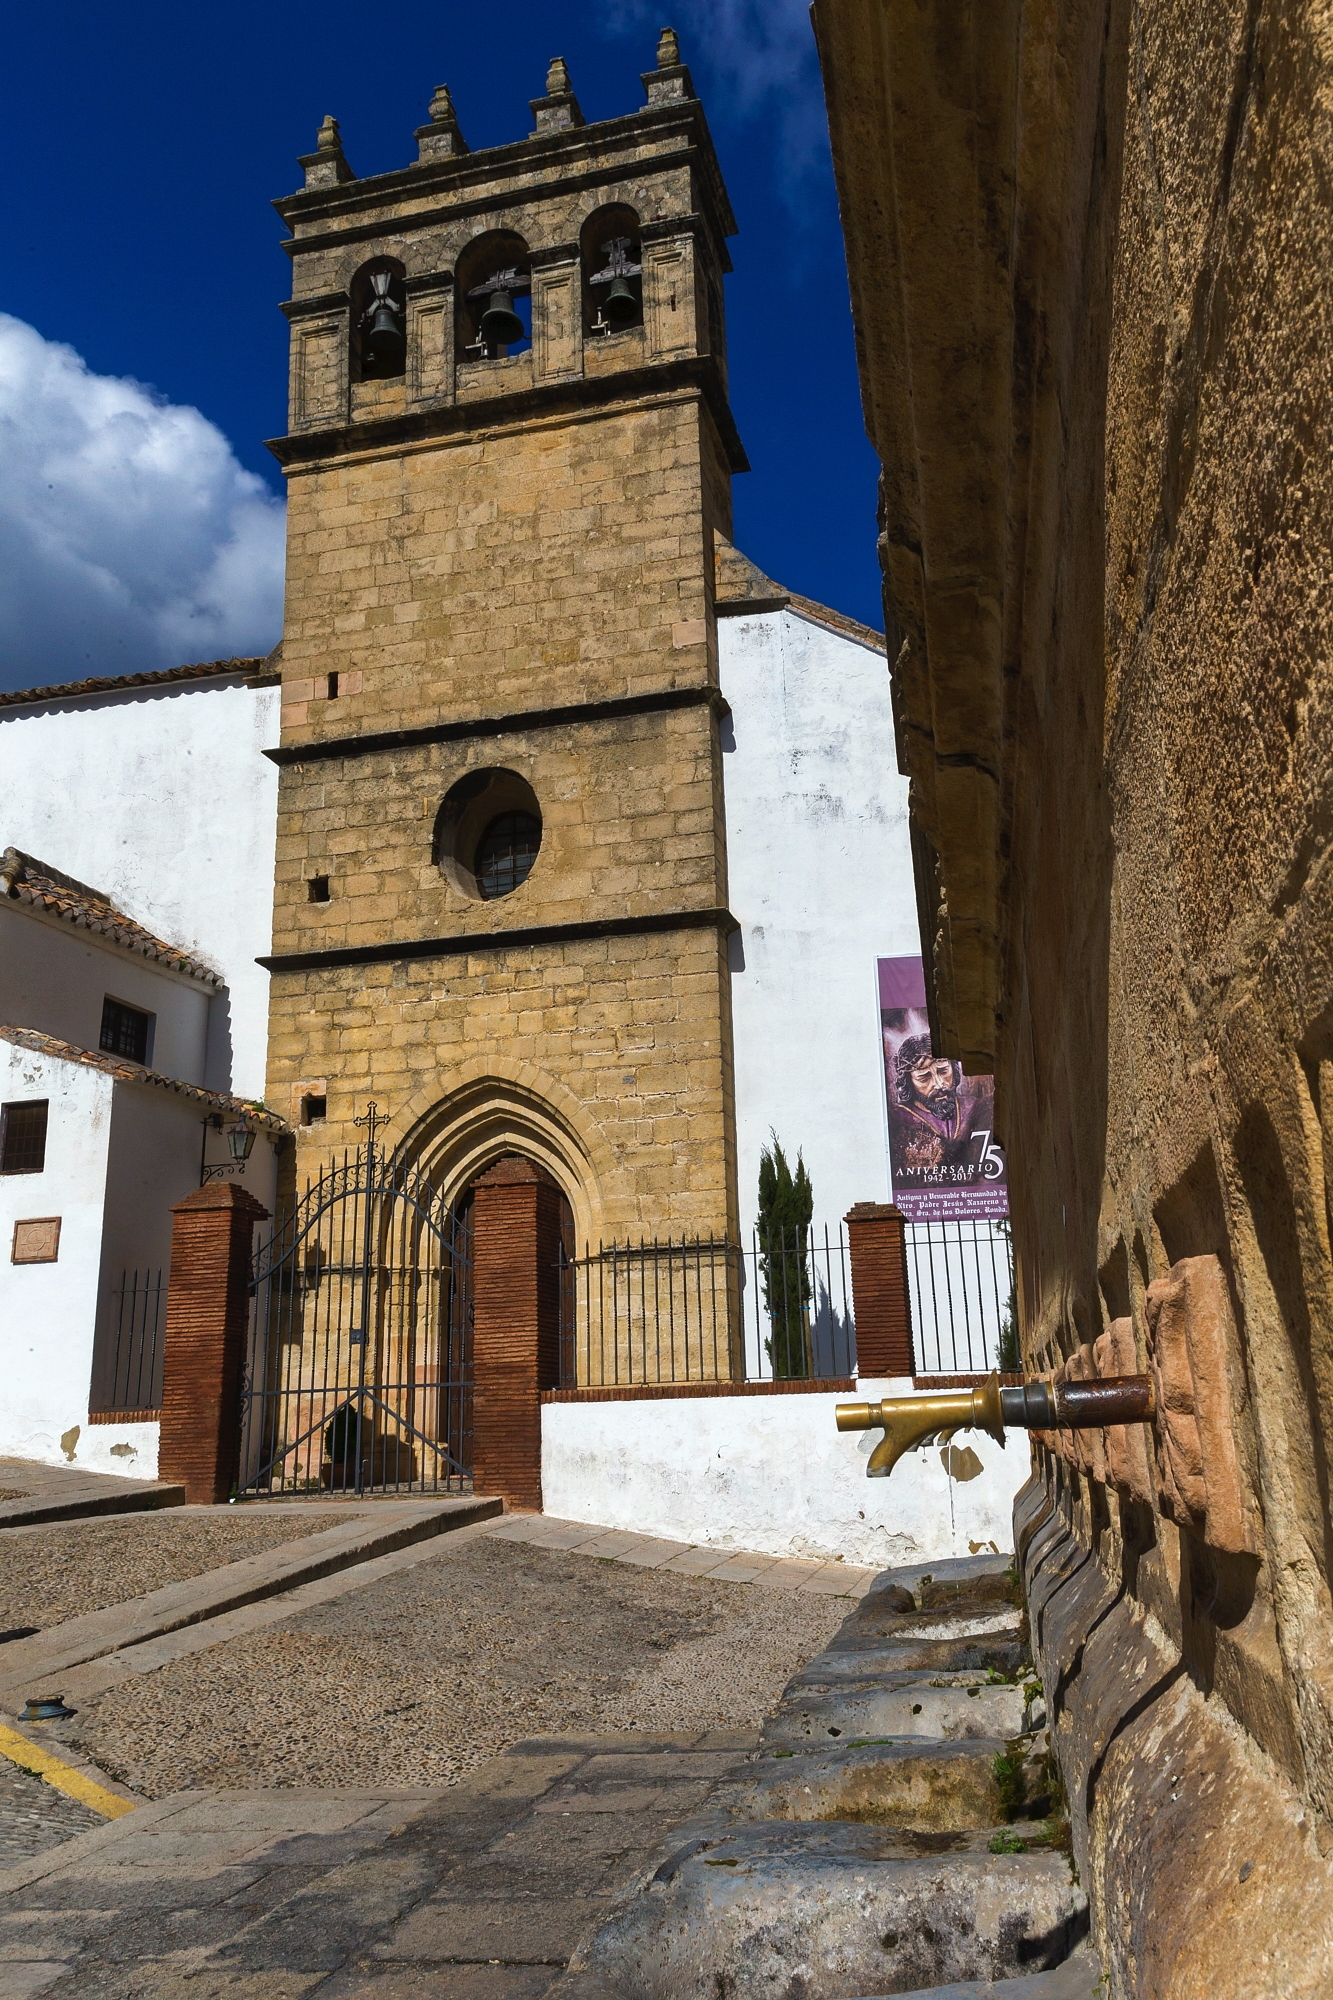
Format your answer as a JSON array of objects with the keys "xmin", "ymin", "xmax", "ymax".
[
  {"xmin": 721, "ymin": 1737, "xmax": 1015, "ymax": 1830},
  {"xmin": 569, "ymin": 1821, "xmax": 1086, "ymax": 2000},
  {"xmin": 763, "ymin": 1680, "xmax": 1028, "ymax": 1748}
]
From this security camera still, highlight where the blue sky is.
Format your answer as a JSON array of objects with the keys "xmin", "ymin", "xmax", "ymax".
[{"xmin": 0, "ymin": 1, "xmax": 882, "ymax": 691}]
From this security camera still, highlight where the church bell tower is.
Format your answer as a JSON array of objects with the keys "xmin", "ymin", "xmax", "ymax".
[{"xmin": 262, "ymin": 33, "xmax": 746, "ymax": 1265}]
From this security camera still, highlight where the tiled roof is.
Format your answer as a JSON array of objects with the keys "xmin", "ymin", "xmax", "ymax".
[
  {"xmin": 0, "ymin": 848, "xmax": 222, "ymax": 986},
  {"xmin": 714, "ymin": 536, "xmax": 885, "ymax": 653},
  {"xmin": 0, "ymin": 1025, "xmax": 289, "ymax": 1133},
  {"xmin": 0, "ymin": 658, "xmax": 271, "ymax": 712}
]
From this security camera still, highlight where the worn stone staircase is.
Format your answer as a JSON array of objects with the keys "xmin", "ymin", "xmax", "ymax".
[{"xmin": 555, "ymin": 1553, "xmax": 1102, "ymax": 1999}]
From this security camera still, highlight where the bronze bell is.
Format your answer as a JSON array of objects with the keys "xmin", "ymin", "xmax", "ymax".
[
  {"xmin": 362, "ymin": 299, "xmax": 405, "ymax": 374},
  {"xmin": 604, "ymin": 274, "xmax": 639, "ymax": 326},
  {"xmin": 479, "ymin": 287, "xmax": 525, "ymax": 347}
]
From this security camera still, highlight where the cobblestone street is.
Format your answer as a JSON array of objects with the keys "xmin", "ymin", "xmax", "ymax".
[
  {"xmin": 0, "ymin": 1757, "xmax": 103, "ymax": 1867},
  {"xmin": 64, "ymin": 1529, "xmax": 850, "ymax": 1797}
]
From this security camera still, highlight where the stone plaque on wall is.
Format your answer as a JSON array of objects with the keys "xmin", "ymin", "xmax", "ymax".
[
  {"xmin": 294, "ymin": 320, "xmax": 346, "ymax": 428},
  {"xmin": 12, "ymin": 1217, "xmax": 60, "ymax": 1264},
  {"xmin": 532, "ymin": 265, "xmax": 582, "ymax": 382}
]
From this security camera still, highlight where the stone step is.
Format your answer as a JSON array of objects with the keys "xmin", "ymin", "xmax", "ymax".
[
  {"xmin": 0, "ymin": 1495, "xmax": 500, "ymax": 1709},
  {"xmin": 562, "ymin": 1819, "xmax": 1086, "ymax": 1999},
  {"xmin": 0, "ymin": 1479, "xmax": 185, "ymax": 1530},
  {"xmin": 790, "ymin": 1647, "xmax": 1025, "ymax": 1688},
  {"xmin": 720, "ymin": 1736, "xmax": 1033, "ymax": 1830},
  {"xmin": 763, "ymin": 1679, "xmax": 1028, "ymax": 1747}
]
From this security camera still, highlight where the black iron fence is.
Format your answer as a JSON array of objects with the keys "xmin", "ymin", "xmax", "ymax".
[
  {"xmin": 903, "ymin": 1217, "xmax": 1017, "ymax": 1376},
  {"xmin": 555, "ymin": 1215, "xmax": 1017, "ymax": 1389},
  {"xmin": 557, "ymin": 1224, "xmax": 856, "ymax": 1388},
  {"xmin": 92, "ymin": 1269, "xmax": 166, "ymax": 1413}
]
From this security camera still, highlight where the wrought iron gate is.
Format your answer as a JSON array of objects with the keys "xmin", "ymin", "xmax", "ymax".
[{"xmin": 238, "ymin": 1108, "xmax": 473, "ymax": 1497}]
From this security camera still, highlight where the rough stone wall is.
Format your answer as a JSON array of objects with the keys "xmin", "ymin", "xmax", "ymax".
[
  {"xmin": 1065, "ymin": 0, "xmax": 1333, "ymax": 1850},
  {"xmin": 816, "ymin": 0, "xmax": 1333, "ymax": 1983}
]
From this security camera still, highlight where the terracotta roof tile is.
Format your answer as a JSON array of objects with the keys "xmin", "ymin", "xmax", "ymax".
[
  {"xmin": 0, "ymin": 658, "xmax": 270, "ymax": 712},
  {"xmin": 1, "ymin": 848, "xmax": 222, "ymax": 986},
  {"xmin": 0, "ymin": 1025, "xmax": 289, "ymax": 1132}
]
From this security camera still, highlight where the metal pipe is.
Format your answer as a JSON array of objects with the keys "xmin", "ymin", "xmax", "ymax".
[{"xmin": 835, "ymin": 1371, "xmax": 1155, "ymax": 1480}]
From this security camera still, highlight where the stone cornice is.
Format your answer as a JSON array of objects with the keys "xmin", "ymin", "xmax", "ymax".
[
  {"xmin": 264, "ymin": 685, "xmax": 729, "ymax": 768},
  {"xmin": 258, "ymin": 905, "xmax": 739, "ymax": 976},
  {"xmin": 265, "ymin": 353, "xmax": 748, "ymax": 475},
  {"xmin": 274, "ymin": 99, "xmax": 737, "ymax": 254}
]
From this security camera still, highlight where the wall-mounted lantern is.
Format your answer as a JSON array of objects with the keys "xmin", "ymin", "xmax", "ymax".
[
  {"xmin": 227, "ymin": 1119, "xmax": 256, "ymax": 1164},
  {"xmin": 201, "ymin": 1112, "xmax": 258, "ymax": 1184}
]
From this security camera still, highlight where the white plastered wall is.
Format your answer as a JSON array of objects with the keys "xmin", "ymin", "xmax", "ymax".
[
  {"xmin": 0, "ymin": 1043, "xmax": 282, "ymax": 1479},
  {"xmin": 541, "ymin": 1384, "xmax": 1029, "ymax": 1566},
  {"xmin": 0, "ymin": 901, "xmax": 214, "ymax": 1085},
  {"xmin": 1, "ymin": 1041, "xmax": 114, "ymax": 1468},
  {"xmin": 0, "ymin": 674, "xmax": 281, "ymax": 1099},
  {"xmin": 718, "ymin": 606, "xmax": 917, "ymax": 1233}
]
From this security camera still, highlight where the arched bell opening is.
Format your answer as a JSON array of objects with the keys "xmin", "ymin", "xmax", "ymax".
[
  {"xmin": 456, "ymin": 229, "xmax": 532, "ymax": 362},
  {"xmin": 581, "ymin": 203, "xmax": 643, "ymax": 340},
  {"xmin": 349, "ymin": 256, "xmax": 407, "ymax": 381}
]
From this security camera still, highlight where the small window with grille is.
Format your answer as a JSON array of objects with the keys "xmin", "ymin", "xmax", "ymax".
[
  {"xmin": 99, "ymin": 997, "xmax": 152, "ymax": 1065},
  {"xmin": 476, "ymin": 812, "xmax": 542, "ymax": 900},
  {"xmin": 0, "ymin": 1100, "xmax": 49, "ymax": 1175}
]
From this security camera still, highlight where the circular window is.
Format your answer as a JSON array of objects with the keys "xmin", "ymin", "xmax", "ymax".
[
  {"xmin": 434, "ymin": 769, "xmax": 543, "ymax": 902},
  {"xmin": 476, "ymin": 812, "xmax": 541, "ymax": 899}
]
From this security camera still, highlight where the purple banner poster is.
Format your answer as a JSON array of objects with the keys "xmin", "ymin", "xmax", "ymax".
[{"xmin": 877, "ymin": 957, "xmax": 1009, "ymax": 1222}]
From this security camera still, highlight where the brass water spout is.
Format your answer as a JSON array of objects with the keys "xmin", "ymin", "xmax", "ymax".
[{"xmin": 836, "ymin": 1372, "xmax": 1155, "ymax": 1479}]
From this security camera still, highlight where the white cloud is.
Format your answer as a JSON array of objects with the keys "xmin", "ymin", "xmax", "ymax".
[
  {"xmin": 605, "ymin": 2, "xmax": 828, "ymax": 197},
  {"xmin": 0, "ymin": 315, "xmax": 286, "ymax": 692}
]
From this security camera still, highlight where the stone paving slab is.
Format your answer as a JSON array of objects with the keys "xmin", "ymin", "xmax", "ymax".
[
  {"xmin": 0, "ymin": 1734, "xmax": 760, "ymax": 2000},
  {"xmin": 486, "ymin": 1516, "xmax": 876, "ymax": 1595}
]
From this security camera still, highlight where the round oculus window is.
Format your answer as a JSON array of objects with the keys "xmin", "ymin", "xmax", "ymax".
[{"xmin": 433, "ymin": 768, "xmax": 543, "ymax": 902}]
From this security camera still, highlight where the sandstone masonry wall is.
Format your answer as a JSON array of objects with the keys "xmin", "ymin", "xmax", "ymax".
[{"xmin": 817, "ymin": 0, "xmax": 1333, "ymax": 1982}]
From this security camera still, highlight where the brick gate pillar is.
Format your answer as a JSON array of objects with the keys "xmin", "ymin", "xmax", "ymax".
[
  {"xmin": 844, "ymin": 1201, "xmax": 914, "ymax": 1379},
  {"xmin": 158, "ymin": 1182, "xmax": 269, "ymax": 1504},
  {"xmin": 470, "ymin": 1157, "xmax": 563, "ymax": 1510}
]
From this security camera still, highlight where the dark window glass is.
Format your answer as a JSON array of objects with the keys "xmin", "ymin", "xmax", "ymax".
[
  {"xmin": 476, "ymin": 812, "xmax": 541, "ymax": 900},
  {"xmin": 308, "ymin": 876, "xmax": 331, "ymax": 903},
  {"xmin": 100, "ymin": 997, "xmax": 151, "ymax": 1064},
  {"xmin": 1, "ymin": 1100, "xmax": 48, "ymax": 1175}
]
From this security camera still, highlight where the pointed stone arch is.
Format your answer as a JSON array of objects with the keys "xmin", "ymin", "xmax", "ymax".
[{"xmin": 380, "ymin": 1054, "xmax": 614, "ymax": 1245}]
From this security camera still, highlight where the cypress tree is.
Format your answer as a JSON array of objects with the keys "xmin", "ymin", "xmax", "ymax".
[{"xmin": 758, "ymin": 1131, "xmax": 814, "ymax": 1378}]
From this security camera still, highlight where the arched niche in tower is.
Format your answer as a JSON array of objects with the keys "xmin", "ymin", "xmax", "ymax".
[
  {"xmin": 581, "ymin": 204, "xmax": 643, "ymax": 341},
  {"xmin": 456, "ymin": 230, "xmax": 532, "ymax": 362},
  {"xmin": 349, "ymin": 257, "xmax": 407, "ymax": 382}
]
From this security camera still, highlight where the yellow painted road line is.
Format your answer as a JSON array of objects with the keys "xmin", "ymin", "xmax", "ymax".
[{"xmin": 0, "ymin": 1723, "xmax": 136, "ymax": 1819}]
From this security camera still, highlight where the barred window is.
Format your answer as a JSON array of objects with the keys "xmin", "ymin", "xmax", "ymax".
[
  {"xmin": 100, "ymin": 997, "xmax": 152, "ymax": 1065},
  {"xmin": 0, "ymin": 1100, "xmax": 48, "ymax": 1175},
  {"xmin": 476, "ymin": 812, "xmax": 541, "ymax": 900}
]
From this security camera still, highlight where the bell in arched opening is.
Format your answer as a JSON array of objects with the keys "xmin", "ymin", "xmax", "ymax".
[
  {"xmin": 590, "ymin": 236, "xmax": 643, "ymax": 333},
  {"xmin": 466, "ymin": 265, "xmax": 531, "ymax": 356},
  {"xmin": 360, "ymin": 272, "xmax": 405, "ymax": 377}
]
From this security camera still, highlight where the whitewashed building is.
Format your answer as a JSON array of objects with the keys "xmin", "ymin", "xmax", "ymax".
[{"xmin": 0, "ymin": 660, "xmax": 286, "ymax": 1475}]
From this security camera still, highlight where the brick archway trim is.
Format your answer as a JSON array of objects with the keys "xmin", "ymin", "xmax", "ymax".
[{"xmin": 378, "ymin": 1054, "xmax": 613, "ymax": 1244}]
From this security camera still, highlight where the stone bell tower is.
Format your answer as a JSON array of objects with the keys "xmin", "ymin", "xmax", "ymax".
[{"xmin": 261, "ymin": 34, "xmax": 746, "ymax": 1260}]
